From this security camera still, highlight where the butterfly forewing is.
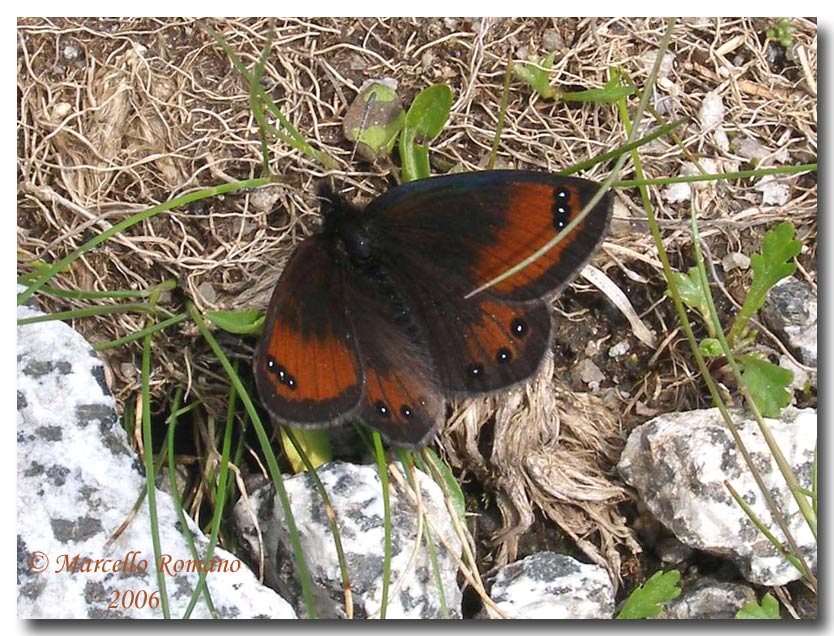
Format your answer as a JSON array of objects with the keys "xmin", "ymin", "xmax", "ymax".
[
  {"xmin": 254, "ymin": 236, "xmax": 363, "ymax": 425},
  {"xmin": 366, "ymin": 170, "xmax": 612, "ymax": 301}
]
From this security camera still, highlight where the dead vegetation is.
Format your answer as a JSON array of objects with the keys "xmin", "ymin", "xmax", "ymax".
[{"xmin": 17, "ymin": 17, "xmax": 817, "ymax": 596}]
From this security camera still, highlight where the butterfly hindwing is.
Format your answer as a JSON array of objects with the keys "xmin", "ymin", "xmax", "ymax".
[
  {"xmin": 366, "ymin": 170, "xmax": 612, "ymax": 301},
  {"xmin": 343, "ymin": 267, "xmax": 444, "ymax": 447},
  {"xmin": 254, "ymin": 236, "xmax": 363, "ymax": 426},
  {"xmin": 381, "ymin": 250, "xmax": 553, "ymax": 394}
]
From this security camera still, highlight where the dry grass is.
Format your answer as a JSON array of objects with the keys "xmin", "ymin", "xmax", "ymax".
[{"xmin": 17, "ymin": 17, "xmax": 817, "ymax": 592}]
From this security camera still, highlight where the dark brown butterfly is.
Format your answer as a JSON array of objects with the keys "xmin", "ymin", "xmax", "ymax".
[{"xmin": 254, "ymin": 170, "xmax": 612, "ymax": 447}]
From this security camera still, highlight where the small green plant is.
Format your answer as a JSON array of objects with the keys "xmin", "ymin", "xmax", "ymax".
[
  {"xmin": 343, "ymin": 82, "xmax": 405, "ymax": 161},
  {"xmin": 514, "ymin": 53, "xmax": 635, "ymax": 103},
  {"xmin": 342, "ymin": 82, "xmax": 453, "ymax": 182},
  {"xmin": 668, "ymin": 221, "xmax": 801, "ymax": 417},
  {"xmin": 206, "ymin": 309, "xmax": 264, "ymax": 335},
  {"xmin": 616, "ymin": 570, "xmax": 682, "ymax": 619},
  {"xmin": 765, "ymin": 19, "xmax": 796, "ymax": 48},
  {"xmin": 736, "ymin": 593, "xmax": 781, "ymax": 619},
  {"xmin": 514, "ymin": 52, "xmax": 558, "ymax": 99},
  {"xmin": 399, "ymin": 84, "xmax": 453, "ymax": 182}
]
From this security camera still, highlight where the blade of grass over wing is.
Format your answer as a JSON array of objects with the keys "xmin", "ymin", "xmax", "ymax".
[
  {"xmin": 188, "ymin": 303, "xmax": 319, "ymax": 617},
  {"xmin": 17, "ymin": 177, "xmax": 274, "ymax": 306},
  {"xmin": 466, "ymin": 18, "xmax": 678, "ymax": 300}
]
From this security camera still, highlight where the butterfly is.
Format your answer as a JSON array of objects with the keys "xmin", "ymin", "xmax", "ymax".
[{"xmin": 254, "ymin": 170, "xmax": 612, "ymax": 448}]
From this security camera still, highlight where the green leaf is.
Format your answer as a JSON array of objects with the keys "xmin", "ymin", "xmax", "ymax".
[
  {"xmin": 423, "ymin": 448, "xmax": 466, "ymax": 522},
  {"xmin": 750, "ymin": 222, "xmax": 801, "ymax": 303},
  {"xmin": 280, "ymin": 426, "xmax": 332, "ymax": 473},
  {"xmin": 405, "ymin": 84, "xmax": 453, "ymax": 139},
  {"xmin": 738, "ymin": 353, "xmax": 794, "ymax": 418},
  {"xmin": 562, "ymin": 75, "xmax": 636, "ymax": 103},
  {"xmin": 399, "ymin": 84, "xmax": 453, "ymax": 182},
  {"xmin": 765, "ymin": 19, "xmax": 796, "ymax": 48},
  {"xmin": 668, "ymin": 267, "xmax": 712, "ymax": 331},
  {"xmin": 343, "ymin": 82, "xmax": 405, "ymax": 161},
  {"xmin": 206, "ymin": 310, "xmax": 264, "ymax": 335},
  {"xmin": 736, "ymin": 593, "xmax": 781, "ymax": 619},
  {"xmin": 513, "ymin": 52, "xmax": 558, "ymax": 99},
  {"xmin": 699, "ymin": 338, "xmax": 723, "ymax": 357},
  {"xmin": 729, "ymin": 221, "xmax": 800, "ymax": 346},
  {"xmin": 616, "ymin": 570, "xmax": 681, "ymax": 619},
  {"xmin": 671, "ymin": 267, "xmax": 708, "ymax": 311}
]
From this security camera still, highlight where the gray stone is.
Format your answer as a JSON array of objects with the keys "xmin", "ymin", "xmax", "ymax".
[
  {"xmin": 17, "ymin": 296, "xmax": 295, "ymax": 618},
  {"xmin": 761, "ymin": 277, "xmax": 817, "ymax": 368},
  {"xmin": 657, "ymin": 577, "xmax": 757, "ymax": 619},
  {"xmin": 618, "ymin": 407, "xmax": 816, "ymax": 586},
  {"xmin": 486, "ymin": 552, "xmax": 615, "ymax": 619},
  {"xmin": 234, "ymin": 461, "xmax": 462, "ymax": 619}
]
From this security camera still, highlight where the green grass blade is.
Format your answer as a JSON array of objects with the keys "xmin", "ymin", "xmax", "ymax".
[
  {"xmin": 141, "ymin": 329, "xmax": 171, "ymax": 618},
  {"xmin": 187, "ymin": 303, "xmax": 319, "ymax": 617},
  {"xmin": 372, "ymin": 434, "xmax": 392, "ymax": 618}
]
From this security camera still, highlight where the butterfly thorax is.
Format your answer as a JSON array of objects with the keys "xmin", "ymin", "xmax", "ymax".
[{"xmin": 320, "ymin": 192, "xmax": 375, "ymax": 270}]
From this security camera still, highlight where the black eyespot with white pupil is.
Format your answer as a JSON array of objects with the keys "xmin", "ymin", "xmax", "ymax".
[
  {"xmin": 400, "ymin": 405, "xmax": 413, "ymax": 419},
  {"xmin": 511, "ymin": 317, "xmax": 527, "ymax": 338},
  {"xmin": 375, "ymin": 401, "xmax": 390, "ymax": 417},
  {"xmin": 553, "ymin": 187, "xmax": 571, "ymax": 230},
  {"xmin": 266, "ymin": 356, "xmax": 297, "ymax": 391},
  {"xmin": 496, "ymin": 348, "xmax": 513, "ymax": 364},
  {"xmin": 467, "ymin": 362, "xmax": 485, "ymax": 377}
]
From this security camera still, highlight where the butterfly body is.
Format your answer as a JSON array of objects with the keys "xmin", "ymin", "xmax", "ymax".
[{"xmin": 254, "ymin": 170, "xmax": 612, "ymax": 447}]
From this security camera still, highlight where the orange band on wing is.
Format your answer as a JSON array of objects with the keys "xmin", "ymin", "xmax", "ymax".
[
  {"xmin": 469, "ymin": 183, "xmax": 584, "ymax": 295},
  {"xmin": 263, "ymin": 319, "xmax": 359, "ymax": 404}
]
